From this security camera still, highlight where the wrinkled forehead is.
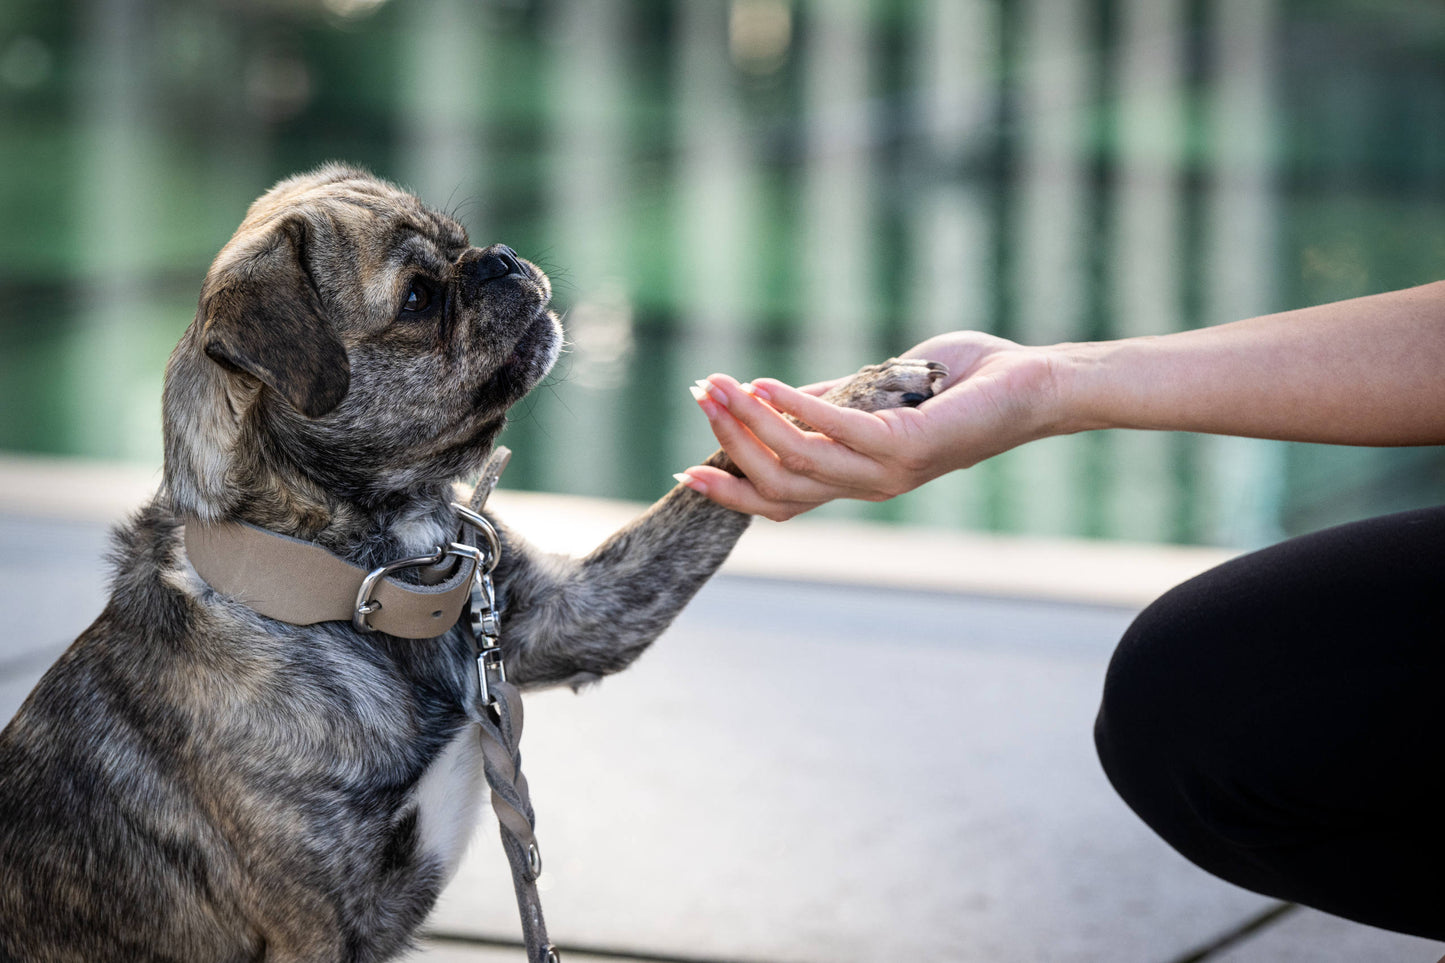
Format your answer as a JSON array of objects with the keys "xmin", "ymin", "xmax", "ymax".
[
  {"xmin": 263, "ymin": 177, "xmax": 468, "ymax": 252},
  {"xmin": 326, "ymin": 187, "xmax": 468, "ymax": 257},
  {"xmin": 219, "ymin": 174, "xmax": 471, "ymax": 318},
  {"xmin": 317, "ymin": 191, "xmax": 470, "ymax": 304}
]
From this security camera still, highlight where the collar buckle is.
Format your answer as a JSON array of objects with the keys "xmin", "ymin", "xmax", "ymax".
[{"xmin": 353, "ymin": 542, "xmax": 483, "ymax": 634}]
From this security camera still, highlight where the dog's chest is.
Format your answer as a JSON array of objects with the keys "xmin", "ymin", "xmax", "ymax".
[{"xmin": 414, "ymin": 723, "xmax": 487, "ymax": 879}]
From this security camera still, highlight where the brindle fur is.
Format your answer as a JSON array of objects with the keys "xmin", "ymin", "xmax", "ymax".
[{"xmin": 0, "ymin": 165, "xmax": 945, "ymax": 963}]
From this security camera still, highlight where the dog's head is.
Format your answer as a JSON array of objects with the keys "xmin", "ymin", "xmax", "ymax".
[{"xmin": 163, "ymin": 164, "xmax": 561, "ymax": 521}]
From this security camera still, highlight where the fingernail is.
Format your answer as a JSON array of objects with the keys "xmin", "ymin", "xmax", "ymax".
[
  {"xmin": 741, "ymin": 382, "xmax": 771, "ymax": 403},
  {"xmin": 672, "ymin": 472, "xmax": 707, "ymax": 495},
  {"xmin": 688, "ymin": 384, "xmax": 708, "ymax": 402},
  {"xmin": 696, "ymin": 378, "xmax": 729, "ymax": 408}
]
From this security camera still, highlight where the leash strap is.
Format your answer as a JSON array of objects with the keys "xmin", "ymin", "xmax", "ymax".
[
  {"xmin": 472, "ymin": 681, "xmax": 556, "ymax": 963},
  {"xmin": 461, "ymin": 448, "xmax": 560, "ymax": 963}
]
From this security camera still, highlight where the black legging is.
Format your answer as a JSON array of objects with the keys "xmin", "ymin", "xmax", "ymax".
[{"xmin": 1095, "ymin": 505, "xmax": 1445, "ymax": 940}]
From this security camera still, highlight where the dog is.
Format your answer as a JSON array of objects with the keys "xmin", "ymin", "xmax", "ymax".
[{"xmin": 0, "ymin": 164, "xmax": 945, "ymax": 963}]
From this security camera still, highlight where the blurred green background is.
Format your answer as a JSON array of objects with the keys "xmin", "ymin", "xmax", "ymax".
[{"xmin": 2, "ymin": 0, "xmax": 1444, "ymax": 547}]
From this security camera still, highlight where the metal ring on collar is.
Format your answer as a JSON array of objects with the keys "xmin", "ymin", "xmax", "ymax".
[{"xmin": 452, "ymin": 502, "xmax": 502, "ymax": 575}]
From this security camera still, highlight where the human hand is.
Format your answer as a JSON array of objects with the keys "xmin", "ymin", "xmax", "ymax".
[{"xmin": 674, "ymin": 331, "xmax": 1069, "ymax": 520}]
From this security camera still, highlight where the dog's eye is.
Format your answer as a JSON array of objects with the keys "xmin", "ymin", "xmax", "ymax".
[{"xmin": 400, "ymin": 280, "xmax": 435, "ymax": 316}]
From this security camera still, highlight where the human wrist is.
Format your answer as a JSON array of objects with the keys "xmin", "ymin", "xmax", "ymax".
[
  {"xmin": 1038, "ymin": 340, "xmax": 1117, "ymax": 436},
  {"xmin": 1051, "ymin": 336, "xmax": 1174, "ymax": 435}
]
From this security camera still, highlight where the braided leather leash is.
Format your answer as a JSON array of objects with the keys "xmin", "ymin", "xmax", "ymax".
[{"xmin": 457, "ymin": 448, "xmax": 559, "ymax": 963}]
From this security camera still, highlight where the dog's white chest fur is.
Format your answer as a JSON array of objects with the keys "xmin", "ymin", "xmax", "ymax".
[{"xmin": 414, "ymin": 725, "xmax": 487, "ymax": 880}]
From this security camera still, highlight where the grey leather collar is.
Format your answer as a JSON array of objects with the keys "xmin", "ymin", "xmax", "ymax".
[{"xmin": 183, "ymin": 517, "xmax": 479, "ymax": 639}]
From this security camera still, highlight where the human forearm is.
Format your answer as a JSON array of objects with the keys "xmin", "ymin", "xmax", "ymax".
[
  {"xmin": 1054, "ymin": 281, "xmax": 1445, "ymax": 446},
  {"xmin": 679, "ymin": 281, "xmax": 1445, "ymax": 519}
]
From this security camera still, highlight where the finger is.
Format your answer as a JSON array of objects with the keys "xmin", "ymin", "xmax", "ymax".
[
  {"xmin": 701, "ymin": 420, "xmax": 894, "ymax": 508},
  {"xmin": 689, "ymin": 379, "xmax": 804, "ymax": 486},
  {"xmin": 737, "ymin": 377, "xmax": 895, "ymax": 456},
  {"xmin": 691, "ymin": 376, "xmax": 907, "ymax": 501},
  {"xmin": 672, "ymin": 466, "xmax": 822, "ymax": 522},
  {"xmin": 697, "ymin": 374, "xmax": 821, "ymax": 456},
  {"xmin": 697, "ymin": 376, "xmax": 899, "ymax": 494},
  {"xmin": 684, "ymin": 397, "xmax": 881, "ymax": 506}
]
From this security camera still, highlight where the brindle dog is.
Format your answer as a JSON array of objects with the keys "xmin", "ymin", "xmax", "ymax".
[{"xmin": 0, "ymin": 165, "xmax": 945, "ymax": 963}]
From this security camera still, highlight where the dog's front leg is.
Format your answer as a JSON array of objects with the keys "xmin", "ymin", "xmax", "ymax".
[
  {"xmin": 489, "ymin": 480, "xmax": 750, "ymax": 689},
  {"xmin": 489, "ymin": 356, "xmax": 947, "ymax": 688}
]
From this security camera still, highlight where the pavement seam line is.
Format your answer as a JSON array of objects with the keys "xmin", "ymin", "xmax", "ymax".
[
  {"xmin": 421, "ymin": 931, "xmax": 790, "ymax": 963},
  {"xmin": 1162, "ymin": 902, "xmax": 1299, "ymax": 963}
]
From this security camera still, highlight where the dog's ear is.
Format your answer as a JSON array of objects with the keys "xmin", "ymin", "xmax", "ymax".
[{"xmin": 200, "ymin": 217, "xmax": 350, "ymax": 418}]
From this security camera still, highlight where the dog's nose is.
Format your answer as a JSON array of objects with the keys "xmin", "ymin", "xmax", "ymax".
[
  {"xmin": 471, "ymin": 244, "xmax": 526, "ymax": 283},
  {"xmin": 496, "ymin": 245, "xmax": 525, "ymax": 275}
]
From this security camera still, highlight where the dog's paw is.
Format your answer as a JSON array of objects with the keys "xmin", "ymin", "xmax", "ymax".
[{"xmin": 818, "ymin": 357, "xmax": 948, "ymax": 413}]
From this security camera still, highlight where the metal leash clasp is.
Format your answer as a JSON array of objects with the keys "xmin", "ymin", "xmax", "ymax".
[
  {"xmin": 454, "ymin": 501, "xmax": 505, "ymax": 707},
  {"xmin": 454, "ymin": 450, "xmax": 558, "ymax": 963}
]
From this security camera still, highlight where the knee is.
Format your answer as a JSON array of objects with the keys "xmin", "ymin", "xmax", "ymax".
[
  {"xmin": 1094, "ymin": 567, "xmax": 1291, "ymax": 853},
  {"xmin": 1094, "ymin": 576, "xmax": 1224, "ymax": 819}
]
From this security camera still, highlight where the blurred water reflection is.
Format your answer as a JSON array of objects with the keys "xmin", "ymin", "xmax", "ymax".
[{"xmin": 3, "ymin": 0, "xmax": 1444, "ymax": 546}]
